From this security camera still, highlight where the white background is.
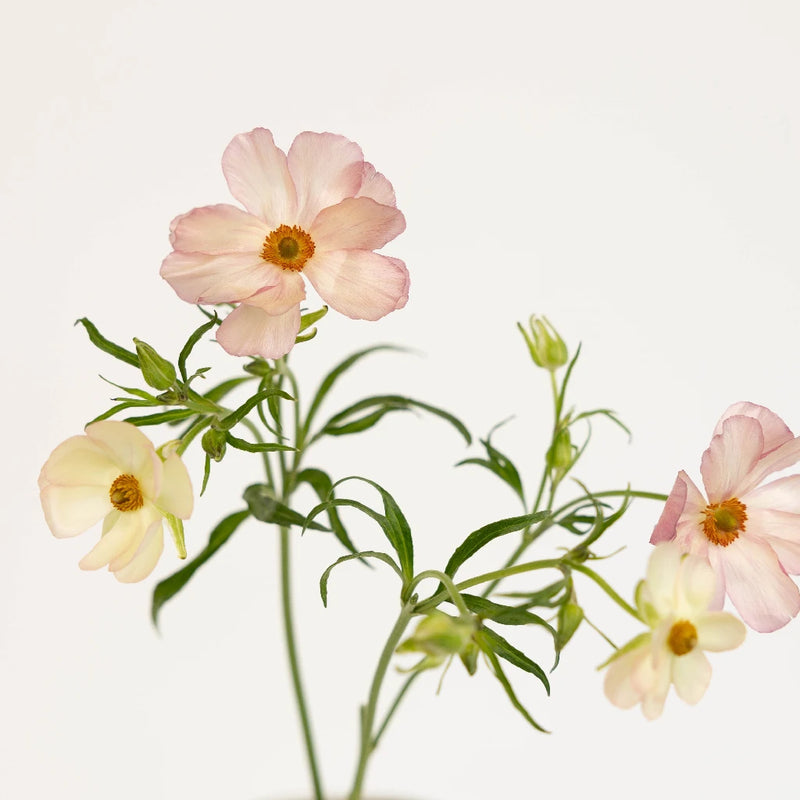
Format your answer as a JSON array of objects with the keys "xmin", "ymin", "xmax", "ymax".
[{"xmin": 3, "ymin": 1, "xmax": 800, "ymax": 798}]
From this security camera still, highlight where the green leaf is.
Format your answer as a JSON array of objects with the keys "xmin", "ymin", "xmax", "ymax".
[
  {"xmin": 553, "ymin": 600, "xmax": 584, "ymax": 667},
  {"xmin": 217, "ymin": 386, "xmax": 294, "ymax": 431},
  {"xmin": 224, "ymin": 432, "xmax": 295, "ymax": 454},
  {"xmin": 319, "ymin": 550, "xmax": 402, "ymax": 606},
  {"xmin": 316, "ymin": 395, "xmax": 471, "ymax": 445},
  {"xmin": 459, "ymin": 594, "xmax": 555, "ymax": 632},
  {"xmin": 479, "ymin": 626, "xmax": 550, "ymax": 695},
  {"xmin": 303, "ymin": 345, "xmax": 409, "ymax": 438},
  {"xmin": 477, "ymin": 637, "xmax": 549, "ymax": 733},
  {"xmin": 443, "ymin": 511, "xmax": 549, "ymax": 579},
  {"xmin": 178, "ymin": 313, "xmax": 218, "ymax": 382},
  {"xmin": 305, "ymin": 476, "xmax": 414, "ymax": 580},
  {"xmin": 242, "ymin": 484, "xmax": 328, "ymax": 530},
  {"xmin": 123, "ymin": 409, "xmax": 196, "ymax": 427},
  {"xmin": 201, "ymin": 376, "xmax": 254, "ymax": 404},
  {"xmin": 295, "ymin": 468, "xmax": 359, "ymax": 554},
  {"xmin": 457, "ymin": 419, "xmax": 524, "ymax": 502},
  {"xmin": 499, "ymin": 579, "xmax": 568, "ymax": 609},
  {"xmin": 75, "ymin": 318, "xmax": 140, "ymax": 367},
  {"xmin": 151, "ymin": 509, "xmax": 250, "ymax": 628}
]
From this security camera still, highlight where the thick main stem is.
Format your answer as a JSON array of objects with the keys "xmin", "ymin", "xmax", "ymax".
[
  {"xmin": 280, "ymin": 526, "xmax": 324, "ymax": 800},
  {"xmin": 349, "ymin": 602, "xmax": 416, "ymax": 800}
]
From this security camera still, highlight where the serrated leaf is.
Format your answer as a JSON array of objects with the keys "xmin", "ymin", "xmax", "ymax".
[
  {"xmin": 443, "ymin": 511, "xmax": 548, "ymax": 579},
  {"xmin": 242, "ymin": 484, "xmax": 328, "ymax": 530},
  {"xmin": 319, "ymin": 550, "xmax": 402, "ymax": 606},
  {"xmin": 151, "ymin": 509, "xmax": 250, "ymax": 628},
  {"xmin": 75, "ymin": 317, "xmax": 140, "ymax": 367}
]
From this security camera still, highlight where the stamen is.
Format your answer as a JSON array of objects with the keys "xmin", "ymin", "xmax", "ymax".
[
  {"xmin": 702, "ymin": 498, "xmax": 747, "ymax": 546},
  {"xmin": 668, "ymin": 619, "xmax": 698, "ymax": 656},
  {"xmin": 109, "ymin": 474, "xmax": 144, "ymax": 512},
  {"xmin": 261, "ymin": 224, "xmax": 315, "ymax": 272}
]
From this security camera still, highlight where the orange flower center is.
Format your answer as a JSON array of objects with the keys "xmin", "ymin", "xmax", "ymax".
[
  {"xmin": 261, "ymin": 224, "xmax": 315, "ymax": 272},
  {"xmin": 109, "ymin": 474, "xmax": 144, "ymax": 512},
  {"xmin": 667, "ymin": 619, "xmax": 698, "ymax": 656},
  {"xmin": 702, "ymin": 497, "xmax": 747, "ymax": 547}
]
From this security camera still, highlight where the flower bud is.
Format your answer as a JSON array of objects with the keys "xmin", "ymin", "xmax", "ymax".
[
  {"xmin": 518, "ymin": 315, "xmax": 568, "ymax": 371},
  {"xmin": 547, "ymin": 427, "xmax": 577, "ymax": 480},
  {"xmin": 397, "ymin": 610, "xmax": 477, "ymax": 668},
  {"xmin": 202, "ymin": 427, "xmax": 227, "ymax": 462},
  {"xmin": 134, "ymin": 337, "xmax": 177, "ymax": 390}
]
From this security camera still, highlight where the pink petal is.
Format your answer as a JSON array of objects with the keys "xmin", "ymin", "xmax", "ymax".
[
  {"xmin": 670, "ymin": 649, "xmax": 711, "ymax": 705},
  {"xmin": 651, "ymin": 472, "xmax": 689, "ymax": 543},
  {"xmin": 305, "ymin": 250, "xmax": 410, "ymax": 320},
  {"xmin": 713, "ymin": 402, "xmax": 794, "ymax": 454},
  {"xmin": 310, "ymin": 197, "xmax": 405, "ymax": 252},
  {"xmin": 287, "ymin": 132, "xmax": 365, "ymax": 228},
  {"xmin": 747, "ymin": 474, "xmax": 800, "ymax": 514},
  {"xmin": 737, "ymin": 437, "xmax": 800, "ymax": 497},
  {"xmin": 221, "ymin": 128, "xmax": 297, "ymax": 226},
  {"xmin": 168, "ymin": 204, "xmax": 268, "ymax": 254},
  {"xmin": 160, "ymin": 250, "xmax": 278, "ymax": 305},
  {"xmin": 746, "ymin": 506, "xmax": 800, "ymax": 573},
  {"xmin": 709, "ymin": 535, "xmax": 800, "ymax": 632},
  {"xmin": 700, "ymin": 416, "xmax": 764, "ymax": 502},
  {"xmin": 112, "ymin": 520, "xmax": 165, "ymax": 583},
  {"xmin": 40, "ymin": 484, "xmax": 111, "ymax": 539},
  {"xmin": 356, "ymin": 162, "xmax": 397, "ymax": 206},
  {"xmin": 245, "ymin": 271, "xmax": 306, "ymax": 316},
  {"xmin": 215, "ymin": 303, "xmax": 301, "ymax": 359}
]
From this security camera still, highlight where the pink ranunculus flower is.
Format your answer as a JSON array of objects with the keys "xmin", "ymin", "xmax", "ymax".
[
  {"xmin": 39, "ymin": 421, "xmax": 193, "ymax": 583},
  {"xmin": 603, "ymin": 542, "xmax": 745, "ymax": 720},
  {"xmin": 651, "ymin": 402, "xmax": 800, "ymax": 632},
  {"xmin": 160, "ymin": 128, "xmax": 409, "ymax": 360}
]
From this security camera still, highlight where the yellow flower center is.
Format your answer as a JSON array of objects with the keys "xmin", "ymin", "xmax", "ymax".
[
  {"xmin": 109, "ymin": 474, "xmax": 144, "ymax": 512},
  {"xmin": 667, "ymin": 619, "xmax": 698, "ymax": 656},
  {"xmin": 261, "ymin": 224, "xmax": 315, "ymax": 272},
  {"xmin": 702, "ymin": 497, "xmax": 747, "ymax": 546}
]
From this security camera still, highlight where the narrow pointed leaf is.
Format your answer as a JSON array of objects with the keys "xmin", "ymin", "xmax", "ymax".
[
  {"xmin": 225, "ymin": 433, "xmax": 295, "ymax": 454},
  {"xmin": 295, "ymin": 468, "xmax": 358, "ymax": 554},
  {"xmin": 178, "ymin": 313, "xmax": 218, "ymax": 382},
  {"xmin": 75, "ymin": 317, "xmax": 140, "ymax": 367},
  {"xmin": 319, "ymin": 550, "xmax": 402, "ymax": 606},
  {"xmin": 243, "ymin": 484, "xmax": 328, "ymax": 530},
  {"xmin": 459, "ymin": 594, "xmax": 555, "ymax": 632},
  {"xmin": 479, "ymin": 626, "xmax": 550, "ymax": 694}
]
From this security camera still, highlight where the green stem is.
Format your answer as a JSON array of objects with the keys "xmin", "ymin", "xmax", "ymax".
[
  {"xmin": 349, "ymin": 601, "xmax": 416, "ymax": 800},
  {"xmin": 280, "ymin": 525, "xmax": 324, "ymax": 800},
  {"xmin": 371, "ymin": 671, "xmax": 421, "ymax": 750}
]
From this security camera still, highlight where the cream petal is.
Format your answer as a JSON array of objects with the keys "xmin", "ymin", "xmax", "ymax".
[
  {"xmin": 603, "ymin": 646, "xmax": 651, "ymax": 710},
  {"xmin": 244, "ymin": 271, "xmax": 306, "ymax": 316},
  {"xmin": 86, "ymin": 421, "xmax": 161, "ymax": 501},
  {"xmin": 78, "ymin": 511, "xmax": 144, "ymax": 570},
  {"xmin": 287, "ymin": 132, "xmax": 364, "ymax": 228},
  {"xmin": 700, "ymin": 416, "xmax": 763, "ymax": 502},
  {"xmin": 215, "ymin": 302, "xmax": 301, "ymax": 360},
  {"xmin": 113, "ymin": 520, "xmax": 165, "ymax": 583},
  {"xmin": 670, "ymin": 649, "xmax": 711, "ymax": 705},
  {"xmin": 155, "ymin": 450, "xmax": 193, "ymax": 520},
  {"xmin": 160, "ymin": 250, "xmax": 277, "ymax": 305},
  {"xmin": 712, "ymin": 402, "xmax": 794, "ymax": 454},
  {"xmin": 305, "ymin": 250, "xmax": 410, "ymax": 320},
  {"xmin": 39, "ymin": 435, "xmax": 118, "ymax": 489},
  {"xmin": 695, "ymin": 612, "xmax": 746, "ymax": 651},
  {"xmin": 644, "ymin": 542, "xmax": 683, "ymax": 613},
  {"xmin": 168, "ymin": 204, "xmax": 268, "ymax": 254},
  {"xmin": 40, "ymin": 484, "xmax": 112, "ymax": 538},
  {"xmin": 676, "ymin": 554, "xmax": 717, "ymax": 615},
  {"xmin": 709, "ymin": 535, "xmax": 800, "ymax": 632},
  {"xmin": 221, "ymin": 128, "xmax": 297, "ymax": 226},
  {"xmin": 640, "ymin": 657, "xmax": 671, "ymax": 720},
  {"xmin": 310, "ymin": 197, "xmax": 405, "ymax": 252},
  {"xmin": 356, "ymin": 162, "xmax": 397, "ymax": 206}
]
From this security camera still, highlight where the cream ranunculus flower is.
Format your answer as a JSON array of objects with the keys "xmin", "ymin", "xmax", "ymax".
[
  {"xmin": 603, "ymin": 542, "xmax": 745, "ymax": 720},
  {"xmin": 39, "ymin": 420, "xmax": 193, "ymax": 583}
]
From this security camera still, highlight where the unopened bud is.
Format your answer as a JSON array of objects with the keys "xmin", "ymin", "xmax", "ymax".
[
  {"xmin": 518, "ymin": 315, "xmax": 568, "ymax": 371},
  {"xmin": 397, "ymin": 610, "xmax": 477, "ymax": 667},
  {"xmin": 547, "ymin": 427, "xmax": 577, "ymax": 480},
  {"xmin": 201, "ymin": 428, "xmax": 227, "ymax": 462},
  {"xmin": 134, "ymin": 338, "xmax": 177, "ymax": 390}
]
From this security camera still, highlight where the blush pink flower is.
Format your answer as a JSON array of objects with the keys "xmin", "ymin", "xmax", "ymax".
[
  {"xmin": 160, "ymin": 128, "xmax": 409, "ymax": 359},
  {"xmin": 603, "ymin": 542, "xmax": 745, "ymax": 720},
  {"xmin": 39, "ymin": 421, "xmax": 193, "ymax": 583},
  {"xmin": 651, "ymin": 402, "xmax": 800, "ymax": 632}
]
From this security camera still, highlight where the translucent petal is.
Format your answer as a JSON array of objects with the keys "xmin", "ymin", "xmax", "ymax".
[
  {"xmin": 700, "ymin": 416, "xmax": 763, "ymax": 502},
  {"xmin": 712, "ymin": 402, "xmax": 794, "ymax": 454},
  {"xmin": 113, "ymin": 520, "xmax": 165, "ymax": 583},
  {"xmin": 356, "ymin": 162, "xmax": 397, "ymax": 206},
  {"xmin": 695, "ymin": 612, "xmax": 746, "ymax": 651},
  {"xmin": 310, "ymin": 197, "xmax": 405, "ymax": 252},
  {"xmin": 78, "ymin": 511, "xmax": 143, "ymax": 571},
  {"xmin": 168, "ymin": 204, "xmax": 268, "ymax": 254},
  {"xmin": 40, "ymin": 484, "xmax": 111, "ymax": 538},
  {"xmin": 216, "ymin": 302, "xmax": 301, "ymax": 360},
  {"xmin": 670, "ymin": 649, "xmax": 711, "ymax": 704}
]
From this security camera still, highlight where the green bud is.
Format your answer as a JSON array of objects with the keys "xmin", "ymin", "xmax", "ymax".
[
  {"xmin": 459, "ymin": 640, "xmax": 480, "ymax": 676},
  {"xmin": 134, "ymin": 338, "xmax": 177, "ymax": 390},
  {"xmin": 201, "ymin": 428, "xmax": 227, "ymax": 462},
  {"xmin": 556, "ymin": 599, "xmax": 584, "ymax": 651},
  {"xmin": 397, "ymin": 610, "xmax": 477, "ymax": 664},
  {"xmin": 518, "ymin": 315, "xmax": 568, "ymax": 371},
  {"xmin": 547, "ymin": 427, "xmax": 577, "ymax": 480}
]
